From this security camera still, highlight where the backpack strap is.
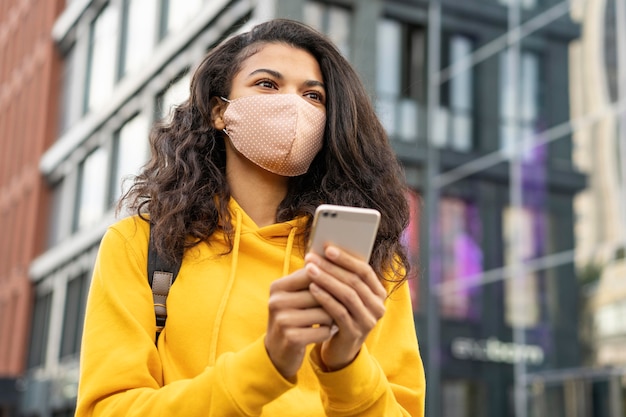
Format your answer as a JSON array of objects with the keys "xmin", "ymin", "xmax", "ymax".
[{"xmin": 148, "ymin": 223, "xmax": 182, "ymax": 342}]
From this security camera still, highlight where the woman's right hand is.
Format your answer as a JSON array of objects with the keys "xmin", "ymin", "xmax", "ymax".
[{"xmin": 265, "ymin": 269, "xmax": 335, "ymax": 380}]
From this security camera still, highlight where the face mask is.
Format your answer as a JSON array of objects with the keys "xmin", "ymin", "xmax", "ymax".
[{"xmin": 220, "ymin": 94, "xmax": 326, "ymax": 176}]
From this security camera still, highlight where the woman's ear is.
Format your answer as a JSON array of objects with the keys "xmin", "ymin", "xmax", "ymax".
[{"xmin": 210, "ymin": 96, "xmax": 227, "ymax": 130}]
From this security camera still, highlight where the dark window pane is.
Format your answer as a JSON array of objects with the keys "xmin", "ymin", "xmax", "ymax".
[
  {"xmin": 28, "ymin": 292, "xmax": 52, "ymax": 368},
  {"xmin": 60, "ymin": 273, "xmax": 89, "ymax": 358}
]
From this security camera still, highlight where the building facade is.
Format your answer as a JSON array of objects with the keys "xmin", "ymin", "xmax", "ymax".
[
  {"xmin": 3, "ymin": 0, "xmax": 621, "ymax": 416},
  {"xmin": 569, "ymin": 0, "xmax": 626, "ymax": 414},
  {"xmin": 0, "ymin": 1, "xmax": 64, "ymax": 416}
]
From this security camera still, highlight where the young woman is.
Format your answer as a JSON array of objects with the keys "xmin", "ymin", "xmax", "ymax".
[{"xmin": 75, "ymin": 19, "xmax": 425, "ymax": 416}]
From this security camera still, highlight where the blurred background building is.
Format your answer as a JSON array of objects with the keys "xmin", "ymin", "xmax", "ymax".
[
  {"xmin": 0, "ymin": 1, "xmax": 63, "ymax": 416},
  {"xmin": 569, "ymin": 0, "xmax": 626, "ymax": 414},
  {"xmin": 0, "ymin": 0, "xmax": 624, "ymax": 416}
]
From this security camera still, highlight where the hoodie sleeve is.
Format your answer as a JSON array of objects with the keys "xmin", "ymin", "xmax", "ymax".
[
  {"xmin": 75, "ymin": 222, "xmax": 294, "ymax": 417},
  {"xmin": 308, "ymin": 279, "xmax": 426, "ymax": 417}
]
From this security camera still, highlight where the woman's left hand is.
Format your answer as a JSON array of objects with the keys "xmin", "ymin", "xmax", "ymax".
[{"xmin": 304, "ymin": 246, "xmax": 388, "ymax": 371}]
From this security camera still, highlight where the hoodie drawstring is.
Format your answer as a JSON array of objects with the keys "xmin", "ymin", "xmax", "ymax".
[
  {"xmin": 209, "ymin": 209, "xmax": 243, "ymax": 363},
  {"xmin": 207, "ymin": 209, "xmax": 299, "ymax": 363},
  {"xmin": 283, "ymin": 226, "xmax": 297, "ymax": 276}
]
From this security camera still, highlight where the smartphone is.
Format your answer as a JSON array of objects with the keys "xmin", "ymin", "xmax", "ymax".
[{"xmin": 307, "ymin": 204, "xmax": 381, "ymax": 262}]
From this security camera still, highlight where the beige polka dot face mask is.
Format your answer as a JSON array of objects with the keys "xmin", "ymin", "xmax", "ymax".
[{"xmin": 221, "ymin": 94, "xmax": 326, "ymax": 176}]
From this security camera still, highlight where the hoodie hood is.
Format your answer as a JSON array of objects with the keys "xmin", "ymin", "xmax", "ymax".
[{"xmin": 227, "ymin": 198, "xmax": 309, "ymax": 241}]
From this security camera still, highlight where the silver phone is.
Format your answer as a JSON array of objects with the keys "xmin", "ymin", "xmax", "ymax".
[{"xmin": 307, "ymin": 204, "xmax": 381, "ymax": 262}]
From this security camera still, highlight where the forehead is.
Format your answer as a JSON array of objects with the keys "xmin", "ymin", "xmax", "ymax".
[{"xmin": 234, "ymin": 42, "xmax": 323, "ymax": 83}]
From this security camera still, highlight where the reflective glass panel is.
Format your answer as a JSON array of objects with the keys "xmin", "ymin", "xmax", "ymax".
[
  {"xmin": 86, "ymin": 4, "xmax": 120, "ymax": 112},
  {"xmin": 122, "ymin": 0, "xmax": 159, "ymax": 76},
  {"xmin": 166, "ymin": 0, "xmax": 203, "ymax": 35},
  {"xmin": 303, "ymin": 1, "xmax": 351, "ymax": 58},
  {"xmin": 159, "ymin": 73, "xmax": 191, "ymax": 121},
  {"xmin": 75, "ymin": 147, "xmax": 108, "ymax": 230},
  {"xmin": 111, "ymin": 114, "xmax": 150, "ymax": 202}
]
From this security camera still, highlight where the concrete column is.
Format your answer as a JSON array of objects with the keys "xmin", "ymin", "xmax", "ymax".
[{"xmin": 350, "ymin": 0, "xmax": 382, "ymax": 96}]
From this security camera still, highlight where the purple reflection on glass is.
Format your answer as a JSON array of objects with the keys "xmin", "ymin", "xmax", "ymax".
[
  {"xmin": 439, "ymin": 198, "xmax": 483, "ymax": 321},
  {"xmin": 521, "ymin": 127, "xmax": 548, "ymax": 258}
]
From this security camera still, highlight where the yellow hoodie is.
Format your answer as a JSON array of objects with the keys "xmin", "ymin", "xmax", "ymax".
[{"xmin": 75, "ymin": 199, "xmax": 425, "ymax": 416}]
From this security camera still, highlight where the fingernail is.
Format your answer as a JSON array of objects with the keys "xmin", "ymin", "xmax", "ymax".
[
  {"xmin": 307, "ymin": 263, "xmax": 320, "ymax": 277},
  {"xmin": 330, "ymin": 324, "xmax": 339, "ymax": 336},
  {"xmin": 326, "ymin": 246, "xmax": 339, "ymax": 259}
]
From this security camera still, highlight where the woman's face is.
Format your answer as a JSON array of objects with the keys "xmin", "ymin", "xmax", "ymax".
[{"xmin": 210, "ymin": 42, "xmax": 327, "ymax": 181}]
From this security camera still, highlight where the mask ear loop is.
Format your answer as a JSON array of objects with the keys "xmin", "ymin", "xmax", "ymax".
[{"xmin": 219, "ymin": 97, "xmax": 231, "ymax": 136}]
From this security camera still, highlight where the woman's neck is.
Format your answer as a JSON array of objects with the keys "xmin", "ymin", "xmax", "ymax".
[
  {"xmin": 231, "ymin": 186, "xmax": 286, "ymax": 227},
  {"xmin": 226, "ymin": 163, "xmax": 288, "ymax": 228}
]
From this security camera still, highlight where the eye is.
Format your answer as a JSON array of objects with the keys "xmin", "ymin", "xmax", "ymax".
[
  {"xmin": 255, "ymin": 79, "xmax": 278, "ymax": 89},
  {"xmin": 304, "ymin": 91, "xmax": 325, "ymax": 103}
]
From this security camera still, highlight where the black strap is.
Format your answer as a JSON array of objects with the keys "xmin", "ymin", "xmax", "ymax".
[
  {"xmin": 148, "ymin": 223, "xmax": 182, "ymax": 285},
  {"xmin": 148, "ymin": 222, "xmax": 182, "ymax": 342}
]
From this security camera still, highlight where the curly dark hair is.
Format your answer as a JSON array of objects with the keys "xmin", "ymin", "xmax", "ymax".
[{"xmin": 121, "ymin": 18, "xmax": 411, "ymax": 286}]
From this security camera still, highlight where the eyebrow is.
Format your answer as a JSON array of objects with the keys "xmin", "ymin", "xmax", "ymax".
[{"xmin": 248, "ymin": 68, "xmax": 325, "ymax": 89}]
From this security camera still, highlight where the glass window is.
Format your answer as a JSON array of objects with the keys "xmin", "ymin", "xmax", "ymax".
[
  {"xmin": 304, "ymin": 1, "xmax": 351, "ymax": 58},
  {"xmin": 111, "ymin": 114, "xmax": 150, "ymax": 203},
  {"xmin": 520, "ymin": 52, "xmax": 540, "ymax": 143},
  {"xmin": 60, "ymin": 272, "xmax": 89, "ymax": 358},
  {"xmin": 377, "ymin": 19, "xmax": 402, "ymax": 99},
  {"xmin": 86, "ymin": 4, "xmax": 120, "ymax": 112},
  {"xmin": 499, "ymin": 50, "xmax": 541, "ymax": 155},
  {"xmin": 439, "ymin": 198, "xmax": 483, "ymax": 320},
  {"xmin": 376, "ymin": 19, "xmax": 426, "ymax": 142},
  {"xmin": 441, "ymin": 35, "xmax": 474, "ymax": 152},
  {"xmin": 121, "ymin": 0, "xmax": 159, "ymax": 77},
  {"xmin": 158, "ymin": 72, "xmax": 191, "ymax": 121},
  {"xmin": 75, "ymin": 147, "xmax": 108, "ymax": 231},
  {"xmin": 59, "ymin": 44, "xmax": 81, "ymax": 134},
  {"xmin": 442, "ymin": 380, "xmax": 486, "ymax": 417},
  {"xmin": 27, "ymin": 292, "xmax": 52, "ymax": 369},
  {"xmin": 47, "ymin": 179, "xmax": 65, "ymax": 248},
  {"xmin": 502, "ymin": 206, "xmax": 541, "ymax": 328},
  {"xmin": 165, "ymin": 0, "xmax": 203, "ymax": 36},
  {"xmin": 596, "ymin": 300, "xmax": 626, "ymax": 337}
]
